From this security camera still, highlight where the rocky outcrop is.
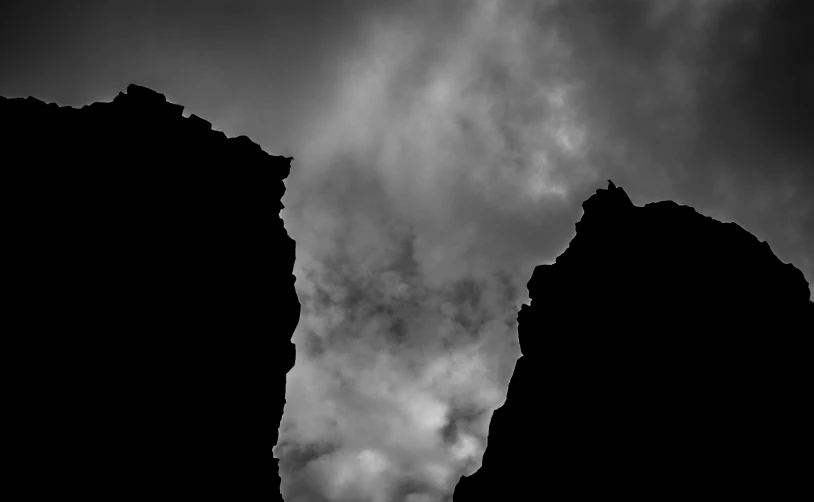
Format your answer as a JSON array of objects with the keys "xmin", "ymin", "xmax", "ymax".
[
  {"xmin": 2, "ymin": 85, "xmax": 298, "ymax": 499},
  {"xmin": 468, "ymin": 180, "xmax": 812, "ymax": 499},
  {"xmin": 6, "ymin": 84, "xmax": 811, "ymax": 500}
]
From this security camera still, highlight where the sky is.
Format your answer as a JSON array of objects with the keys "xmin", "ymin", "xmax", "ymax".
[
  {"xmin": 3, "ymin": 1, "xmax": 810, "ymax": 500},
  {"xmin": 1, "ymin": 0, "xmax": 810, "ymax": 298}
]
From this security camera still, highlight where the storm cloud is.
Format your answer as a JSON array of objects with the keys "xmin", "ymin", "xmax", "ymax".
[
  {"xmin": 2, "ymin": 1, "xmax": 811, "ymax": 500},
  {"xmin": 2, "ymin": 1, "xmax": 810, "ymax": 293}
]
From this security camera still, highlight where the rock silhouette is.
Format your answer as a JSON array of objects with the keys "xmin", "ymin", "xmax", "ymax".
[
  {"xmin": 4, "ymin": 85, "xmax": 811, "ymax": 500},
  {"xmin": 2, "ymin": 85, "xmax": 299, "ymax": 499},
  {"xmin": 460, "ymin": 180, "xmax": 812, "ymax": 499}
]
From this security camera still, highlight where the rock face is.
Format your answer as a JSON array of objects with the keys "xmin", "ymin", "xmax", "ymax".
[
  {"xmin": 2, "ymin": 85, "xmax": 299, "ymax": 499},
  {"xmin": 5, "ymin": 85, "xmax": 810, "ymax": 501},
  {"xmin": 534, "ymin": 180, "xmax": 811, "ymax": 317},
  {"xmin": 467, "ymin": 180, "xmax": 812, "ymax": 499}
]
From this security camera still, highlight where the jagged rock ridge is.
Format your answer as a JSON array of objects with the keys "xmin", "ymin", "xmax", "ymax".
[
  {"xmin": 5, "ymin": 84, "xmax": 811, "ymax": 500},
  {"xmin": 543, "ymin": 180, "xmax": 810, "ymax": 312},
  {"xmin": 2, "ymin": 85, "xmax": 299, "ymax": 499},
  {"xmin": 462, "ymin": 180, "xmax": 812, "ymax": 499}
]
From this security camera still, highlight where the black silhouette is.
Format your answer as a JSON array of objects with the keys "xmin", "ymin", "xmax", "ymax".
[
  {"xmin": 4, "ymin": 86, "xmax": 810, "ymax": 500},
  {"xmin": 2, "ymin": 85, "xmax": 299, "ymax": 499},
  {"xmin": 463, "ymin": 180, "xmax": 812, "ymax": 499}
]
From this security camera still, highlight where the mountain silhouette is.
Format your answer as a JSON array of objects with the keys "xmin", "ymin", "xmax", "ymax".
[
  {"xmin": 461, "ymin": 180, "xmax": 812, "ymax": 499},
  {"xmin": 2, "ymin": 85, "xmax": 299, "ymax": 500},
  {"xmin": 3, "ymin": 86, "xmax": 810, "ymax": 500}
]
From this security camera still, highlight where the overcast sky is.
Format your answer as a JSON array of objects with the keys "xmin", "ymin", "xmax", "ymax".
[{"xmin": 2, "ymin": 0, "xmax": 811, "ymax": 298}]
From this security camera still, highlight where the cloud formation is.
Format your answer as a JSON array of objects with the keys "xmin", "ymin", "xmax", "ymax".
[
  {"xmin": 275, "ymin": 1, "xmax": 814, "ymax": 498},
  {"xmin": 1, "ymin": 1, "xmax": 810, "ymax": 498},
  {"xmin": 3, "ymin": 0, "xmax": 809, "ymax": 292},
  {"xmin": 276, "ymin": 1, "xmax": 598, "ymax": 499}
]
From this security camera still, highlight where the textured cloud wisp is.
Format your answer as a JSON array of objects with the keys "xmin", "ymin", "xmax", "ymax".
[{"xmin": 275, "ymin": 1, "xmax": 596, "ymax": 500}]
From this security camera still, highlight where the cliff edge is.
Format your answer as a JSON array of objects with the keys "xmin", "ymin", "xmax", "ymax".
[
  {"xmin": 2, "ymin": 85, "xmax": 299, "ymax": 499},
  {"xmin": 469, "ymin": 180, "xmax": 812, "ymax": 499}
]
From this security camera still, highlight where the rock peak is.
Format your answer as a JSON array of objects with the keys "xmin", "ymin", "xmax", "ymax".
[
  {"xmin": 581, "ymin": 179, "xmax": 634, "ymax": 216},
  {"xmin": 1, "ymin": 84, "xmax": 298, "ymax": 499},
  {"xmin": 104, "ymin": 82, "xmax": 184, "ymax": 116},
  {"xmin": 498, "ymin": 180, "xmax": 813, "ymax": 498}
]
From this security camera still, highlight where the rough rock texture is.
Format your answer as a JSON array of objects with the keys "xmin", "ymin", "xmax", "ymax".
[
  {"xmin": 467, "ymin": 180, "xmax": 812, "ymax": 499},
  {"xmin": 2, "ymin": 85, "xmax": 299, "ymax": 499}
]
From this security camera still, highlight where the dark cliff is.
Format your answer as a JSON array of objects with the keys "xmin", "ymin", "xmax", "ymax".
[
  {"xmin": 464, "ymin": 180, "xmax": 812, "ymax": 499},
  {"xmin": 5, "ymin": 84, "xmax": 811, "ymax": 500},
  {"xmin": 2, "ymin": 85, "xmax": 299, "ymax": 499}
]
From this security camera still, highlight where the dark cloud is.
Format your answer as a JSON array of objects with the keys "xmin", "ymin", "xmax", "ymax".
[
  {"xmin": 0, "ymin": 0, "xmax": 391, "ymax": 153},
  {"xmin": 5, "ymin": 0, "xmax": 807, "ymax": 292},
  {"xmin": 705, "ymin": 0, "xmax": 813, "ymax": 155},
  {"xmin": 538, "ymin": 0, "xmax": 814, "ymax": 295}
]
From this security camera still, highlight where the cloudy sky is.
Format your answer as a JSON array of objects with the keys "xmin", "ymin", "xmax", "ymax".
[
  {"xmin": 4, "ymin": 1, "xmax": 810, "ymax": 499},
  {"xmin": 1, "ymin": 0, "xmax": 811, "ymax": 297}
]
